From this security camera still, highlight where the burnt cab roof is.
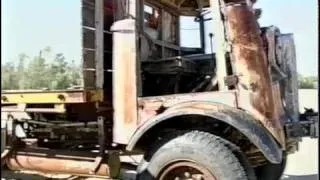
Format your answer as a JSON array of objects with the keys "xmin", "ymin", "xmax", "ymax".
[{"xmin": 146, "ymin": 0, "xmax": 257, "ymax": 16}]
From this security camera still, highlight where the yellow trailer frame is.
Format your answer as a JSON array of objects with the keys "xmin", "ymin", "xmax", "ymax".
[
  {"xmin": 1, "ymin": 90, "xmax": 104, "ymax": 114},
  {"xmin": 1, "ymin": 90, "xmax": 103, "ymax": 104}
]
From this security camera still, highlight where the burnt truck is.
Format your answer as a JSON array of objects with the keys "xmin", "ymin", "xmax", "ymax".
[{"xmin": 1, "ymin": 0, "xmax": 318, "ymax": 179}]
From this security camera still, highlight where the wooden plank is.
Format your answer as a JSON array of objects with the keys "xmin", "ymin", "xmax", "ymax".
[
  {"xmin": 95, "ymin": 0, "xmax": 104, "ymax": 89},
  {"xmin": 161, "ymin": 9, "xmax": 165, "ymax": 58},
  {"xmin": 83, "ymin": 28, "xmax": 95, "ymax": 49},
  {"xmin": 145, "ymin": 0, "xmax": 180, "ymax": 16},
  {"xmin": 152, "ymin": 39, "xmax": 181, "ymax": 50},
  {"xmin": 160, "ymin": 0, "xmax": 180, "ymax": 9},
  {"xmin": 129, "ymin": 0, "xmax": 137, "ymax": 18},
  {"xmin": 82, "ymin": 3, "xmax": 95, "ymax": 27},
  {"xmin": 137, "ymin": 0, "xmax": 144, "ymax": 96},
  {"xmin": 82, "ymin": 0, "xmax": 96, "ymax": 89},
  {"xmin": 177, "ymin": 0, "xmax": 187, "ymax": 7},
  {"xmin": 83, "ymin": 50, "xmax": 96, "ymax": 88},
  {"xmin": 209, "ymin": 0, "xmax": 228, "ymax": 90}
]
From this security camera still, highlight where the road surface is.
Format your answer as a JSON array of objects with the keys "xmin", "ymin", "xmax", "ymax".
[{"xmin": 280, "ymin": 89, "xmax": 318, "ymax": 180}]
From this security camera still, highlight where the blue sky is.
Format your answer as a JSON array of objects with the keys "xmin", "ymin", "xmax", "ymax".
[
  {"xmin": 1, "ymin": 0, "xmax": 318, "ymax": 76},
  {"xmin": 1, "ymin": 0, "xmax": 82, "ymax": 64}
]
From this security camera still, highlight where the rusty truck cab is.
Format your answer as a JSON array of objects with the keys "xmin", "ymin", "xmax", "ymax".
[
  {"xmin": 112, "ymin": 0, "xmax": 317, "ymax": 171},
  {"xmin": 112, "ymin": 0, "xmax": 294, "ymax": 162}
]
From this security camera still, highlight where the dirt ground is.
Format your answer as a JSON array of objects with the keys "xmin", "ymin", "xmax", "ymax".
[
  {"xmin": 280, "ymin": 89, "xmax": 319, "ymax": 180},
  {"xmin": 1, "ymin": 90, "xmax": 318, "ymax": 180},
  {"xmin": 281, "ymin": 137, "xmax": 318, "ymax": 180}
]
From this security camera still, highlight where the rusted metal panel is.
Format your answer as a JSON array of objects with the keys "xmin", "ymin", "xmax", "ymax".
[
  {"xmin": 277, "ymin": 34, "xmax": 300, "ymax": 122},
  {"xmin": 112, "ymin": 91, "xmax": 236, "ymax": 144},
  {"xmin": 224, "ymin": 3, "xmax": 285, "ymax": 147},
  {"xmin": 138, "ymin": 91, "xmax": 237, "ymax": 125},
  {"xmin": 6, "ymin": 149, "xmax": 115, "ymax": 178},
  {"xmin": 128, "ymin": 101, "xmax": 282, "ymax": 164},
  {"xmin": 111, "ymin": 19, "xmax": 138, "ymax": 144},
  {"xmin": 262, "ymin": 27, "xmax": 286, "ymax": 128}
]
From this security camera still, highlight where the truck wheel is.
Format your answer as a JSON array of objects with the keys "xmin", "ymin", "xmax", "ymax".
[{"xmin": 137, "ymin": 131, "xmax": 249, "ymax": 180}]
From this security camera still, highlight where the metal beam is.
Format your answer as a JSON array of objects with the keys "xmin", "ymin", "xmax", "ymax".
[{"xmin": 209, "ymin": 0, "xmax": 228, "ymax": 90}]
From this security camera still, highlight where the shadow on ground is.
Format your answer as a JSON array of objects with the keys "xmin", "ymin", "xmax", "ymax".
[
  {"xmin": 2, "ymin": 170, "xmax": 73, "ymax": 180},
  {"xmin": 2, "ymin": 170, "xmax": 46, "ymax": 180},
  {"xmin": 282, "ymin": 174, "xmax": 318, "ymax": 180}
]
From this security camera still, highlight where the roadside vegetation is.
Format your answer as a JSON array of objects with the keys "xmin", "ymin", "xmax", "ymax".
[
  {"xmin": 1, "ymin": 47, "xmax": 318, "ymax": 90},
  {"xmin": 1, "ymin": 47, "xmax": 82, "ymax": 90},
  {"xmin": 298, "ymin": 74, "xmax": 318, "ymax": 89}
]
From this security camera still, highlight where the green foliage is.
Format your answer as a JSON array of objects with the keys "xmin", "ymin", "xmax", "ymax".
[
  {"xmin": 298, "ymin": 74, "xmax": 318, "ymax": 89},
  {"xmin": 2, "ymin": 62, "xmax": 19, "ymax": 90},
  {"xmin": 1, "ymin": 47, "xmax": 82, "ymax": 90}
]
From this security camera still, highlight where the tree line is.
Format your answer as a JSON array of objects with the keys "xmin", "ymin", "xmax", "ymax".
[
  {"xmin": 1, "ymin": 47, "xmax": 82, "ymax": 90},
  {"xmin": 1, "ymin": 47, "xmax": 318, "ymax": 90},
  {"xmin": 298, "ymin": 74, "xmax": 318, "ymax": 89}
]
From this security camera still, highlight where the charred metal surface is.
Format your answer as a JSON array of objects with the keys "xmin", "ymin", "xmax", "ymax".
[
  {"xmin": 111, "ymin": 91, "xmax": 237, "ymax": 144},
  {"xmin": 276, "ymin": 34, "xmax": 300, "ymax": 123},
  {"xmin": 261, "ymin": 27, "xmax": 287, "ymax": 140},
  {"xmin": 6, "ymin": 149, "xmax": 111, "ymax": 177},
  {"xmin": 298, "ymin": 109, "xmax": 319, "ymax": 138},
  {"xmin": 224, "ymin": 3, "xmax": 285, "ymax": 146},
  {"xmin": 97, "ymin": 116, "xmax": 106, "ymax": 157},
  {"xmin": 224, "ymin": 75, "xmax": 239, "ymax": 86},
  {"xmin": 128, "ymin": 101, "xmax": 282, "ymax": 163},
  {"xmin": 142, "ymin": 57, "xmax": 198, "ymax": 74},
  {"xmin": 138, "ymin": 91, "xmax": 237, "ymax": 125}
]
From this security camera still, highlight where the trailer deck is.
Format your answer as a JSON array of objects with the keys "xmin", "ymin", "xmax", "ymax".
[{"xmin": 1, "ymin": 90, "xmax": 103, "ymax": 104}]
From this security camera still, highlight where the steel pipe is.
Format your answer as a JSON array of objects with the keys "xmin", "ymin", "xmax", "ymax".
[{"xmin": 5, "ymin": 149, "xmax": 112, "ymax": 177}]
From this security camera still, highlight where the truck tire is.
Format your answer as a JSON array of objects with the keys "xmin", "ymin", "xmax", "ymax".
[{"xmin": 136, "ymin": 131, "xmax": 250, "ymax": 180}]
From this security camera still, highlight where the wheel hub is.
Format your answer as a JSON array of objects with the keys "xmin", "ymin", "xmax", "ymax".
[{"xmin": 158, "ymin": 161, "xmax": 216, "ymax": 180}]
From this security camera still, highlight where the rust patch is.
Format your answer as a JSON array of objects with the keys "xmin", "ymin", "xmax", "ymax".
[
  {"xmin": 224, "ymin": 3, "xmax": 285, "ymax": 146},
  {"xmin": 6, "ymin": 149, "xmax": 111, "ymax": 177},
  {"xmin": 137, "ymin": 91, "xmax": 237, "ymax": 125}
]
